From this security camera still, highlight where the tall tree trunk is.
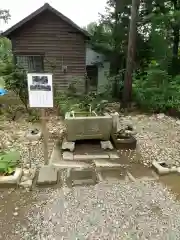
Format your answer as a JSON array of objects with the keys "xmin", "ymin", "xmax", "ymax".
[
  {"xmin": 172, "ymin": 0, "xmax": 180, "ymax": 76},
  {"xmin": 122, "ymin": 0, "xmax": 140, "ymax": 107}
]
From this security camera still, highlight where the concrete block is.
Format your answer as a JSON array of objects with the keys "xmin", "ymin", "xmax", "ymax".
[
  {"xmin": 62, "ymin": 141, "xmax": 75, "ymax": 152},
  {"xmin": 69, "ymin": 168, "xmax": 97, "ymax": 186},
  {"xmin": 111, "ymin": 112, "xmax": 119, "ymax": 132},
  {"xmin": 74, "ymin": 154, "xmax": 109, "ymax": 161},
  {"xmin": 65, "ymin": 112, "xmax": 112, "ymax": 141},
  {"xmin": 62, "ymin": 151, "xmax": 74, "ymax": 161},
  {"xmin": 37, "ymin": 166, "xmax": 58, "ymax": 185},
  {"xmin": 49, "ymin": 143, "xmax": 62, "ymax": 165},
  {"xmin": 0, "ymin": 168, "xmax": 22, "ymax": 185},
  {"xmin": 100, "ymin": 141, "xmax": 113, "ymax": 150},
  {"xmin": 152, "ymin": 161, "xmax": 171, "ymax": 175}
]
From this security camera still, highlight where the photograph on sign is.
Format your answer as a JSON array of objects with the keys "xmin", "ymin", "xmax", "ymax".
[{"xmin": 27, "ymin": 73, "xmax": 53, "ymax": 108}]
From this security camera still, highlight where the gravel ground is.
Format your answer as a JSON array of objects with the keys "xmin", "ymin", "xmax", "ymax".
[
  {"xmin": 4, "ymin": 180, "xmax": 180, "ymax": 240},
  {"xmin": 1, "ymin": 113, "xmax": 180, "ymax": 239},
  {"xmin": 121, "ymin": 113, "xmax": 180, "ymax": 167},
  {"xmin": 0, "ymin": 116, "xmax": 65, "ymax": 168}
]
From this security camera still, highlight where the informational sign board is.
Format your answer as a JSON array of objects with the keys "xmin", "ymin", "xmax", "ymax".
[{"xmin": 27, "ymin": 73, "xmax": 53, "ymax": 108}]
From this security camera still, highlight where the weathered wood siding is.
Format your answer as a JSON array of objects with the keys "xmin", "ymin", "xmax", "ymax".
[{"xmin": 10, "ymin": 10, "xmax": 86, "ymax": 90}]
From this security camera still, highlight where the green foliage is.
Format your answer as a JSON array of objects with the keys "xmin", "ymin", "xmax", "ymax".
[
  {"xmin": 0, "ymin": 62, "xmax": 29, "ymax": 111},
  {"xmin": 0, "ymin": 38, "xmax": 12, "ymax": 61},
  {"xmin": 55, "ymin": 90, "xmax": 109, "ymax": 117},
  {"xmin": 133, "ymin": 67, "xmax": 180, "ymax": 113},
  {"xmin": 0, "ymin": 9, "xmax": 10, "ymax": 23},
  {"xmin": 0, "ymin": 151, "xmax": 20, "ymax": 174}
]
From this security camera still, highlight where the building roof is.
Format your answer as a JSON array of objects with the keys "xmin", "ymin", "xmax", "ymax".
[{"xmin": 2, "ymin": 3, "xmax": 90, "ymax": 38}]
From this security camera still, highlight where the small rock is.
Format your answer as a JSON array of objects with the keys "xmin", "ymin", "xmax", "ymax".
[
  {"xmin": 19, "ymin": 180, "xmax": 33, "ymax": 188},
  {"xmin": 15, "ymin": 207, "xmax": 19, "ymax": 211},
  {"xmin": 176, "ymin": 120, "xmax": 180, "ymax": 125},
  {"xmin": 13, "ymin": 212, "xmax": 18, "ymax": 216},
  {"xmin": 25, "ymin": 164, "xmax": 30, "ymax": 169},
  {"xmin": 23, "ymin": 169, "xmax": 31, "ymax": 177},
  {"xmin": 21, "ymin": 176, "xmax": 29, "ymax": 182},
  {"xmin": 29, "ymin": 169, "xmax": 36, "ymax": 180},
  {"xmin": 157, "ymin": 113, "xmax": 165, "ymax": 119}
]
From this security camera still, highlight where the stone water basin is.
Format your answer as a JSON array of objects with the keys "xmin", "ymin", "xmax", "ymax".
[{"xmin": 65, "ymin": 111, "xmax": 112, "ymax": 141}]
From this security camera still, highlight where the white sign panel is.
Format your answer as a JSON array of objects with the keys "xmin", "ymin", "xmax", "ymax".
[{"xmin": 27, "ymin": 73, "xmax": 53, "ymax": 108}]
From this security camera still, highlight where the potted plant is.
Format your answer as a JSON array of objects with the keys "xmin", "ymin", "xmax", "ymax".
[
  {"xmin": 111, "ymin": 128, "xmax": 137, "ymax": 150},
  {"xmin": 0, "ymin": 151, "xmax": 22, "ymax": 185}
]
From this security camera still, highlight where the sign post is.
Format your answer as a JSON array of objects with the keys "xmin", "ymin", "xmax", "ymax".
[{"xmin": 27, "ymin": 73, "xmax": 53, "ymax": 165}]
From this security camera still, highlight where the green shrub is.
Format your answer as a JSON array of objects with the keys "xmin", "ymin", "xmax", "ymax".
[
  {"xmin": 0, "ymin": 61, "xmax": 29, "ymax": 111},
  {"xmin": 55, "ymin": 91, "xmax": 109, "ymax": 117},
  {"xmin": 133, "ymin": 67, "xmax": 180, "ymax": 113}
]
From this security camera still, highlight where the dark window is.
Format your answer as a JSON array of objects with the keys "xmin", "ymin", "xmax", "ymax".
[
  {"xmin": 86, "ymin": 65, "xmax": 98, "ymax": 87},
  {"xmin": 15, "ymin": 55, "xmax": 44, "ymax": 72}
]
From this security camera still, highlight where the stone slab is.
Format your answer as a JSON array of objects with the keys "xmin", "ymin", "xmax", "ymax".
[
  {"xmin": 72, "ymin": 179, "xmax": 96, "ymax": 186},
  {"xmin": 53, "ymin": 161, "xmax": 92, "ymax": 169},
  {"xmin": 37, "ymin": 166, "xmax": 58, "ymax": 185},
  {"xmin": 69, "ymin": 168, "xmax": 97, "ymax": 186},
  {"xmin": 62, "ymin": 141, "xmax": 75, "ymax": 152},
  {"xmin": 74, "ymin": 154, "xmax": 109, "ymax": 161},
  {"xmin": 0, "ymin": 168, "xmax": 23, "ymax": 185},
  {"xmin": 49, "ymin": 144, "xmax": 62, "ymax": 165},
  {"xmin": 62, "ymin": 151, "xmax": 74, "ymax": 161},
  {"xmin": 94, "ymin": 159, "xmax": 122, "ymax": 169},
  {"xmin": 100, "ymin": 141, "xmax": 114, "ymax": 150},
  {"xmin": 109, "ymin": 153, "xmax": 119, "ymax": 159},
  {"xmin": 99, "ymin": 168, "xmax": 127, "ymax": 180}
]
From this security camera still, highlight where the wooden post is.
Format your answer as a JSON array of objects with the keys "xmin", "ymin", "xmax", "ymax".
[{"xmin": 41, "ymin": 109, "xmax": 49, "ymax": 165}]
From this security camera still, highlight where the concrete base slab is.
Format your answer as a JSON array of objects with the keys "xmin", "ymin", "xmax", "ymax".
[
  {"xmin": 72, "ymin": 178, "xmax": 96, "ymax": 186},
  {"xmin": 62, "ymin": 141, "xmax": 75, "ymax": 152},
  {"xmin": 74, "ymin": 154, "xmax": 109, "ymax": 161},
  {"xmin": 68, "ymin": 168, "xmax": 97, "ymax": 186},
  {"xmin": 98, "ymin": 168, "xmax": 126, "ymax": 180},
  {"xmin": 37, "ymin": 166, "xmax": 58, "ymax": 185},
  {"xmin": 100, "ymin": 141, "xmax": 113, "ymax": 150},
  {"xmin": 108, "ymin": 153, "xmax": 119, "ymax": 159},
  {"xmin": 0, "ymin": 168, "xmax": 22, "ymax": 185},
  {"xmin": 53, "ymin": 161, "xmax": 92, "ymax": 169},
  {"xmin": 152, "ymin": 161, "xmax": 171, "ymax": 175},
  {"xmin": 94, "ymin": 159, "xmax": 122, "ymax": 169}
]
